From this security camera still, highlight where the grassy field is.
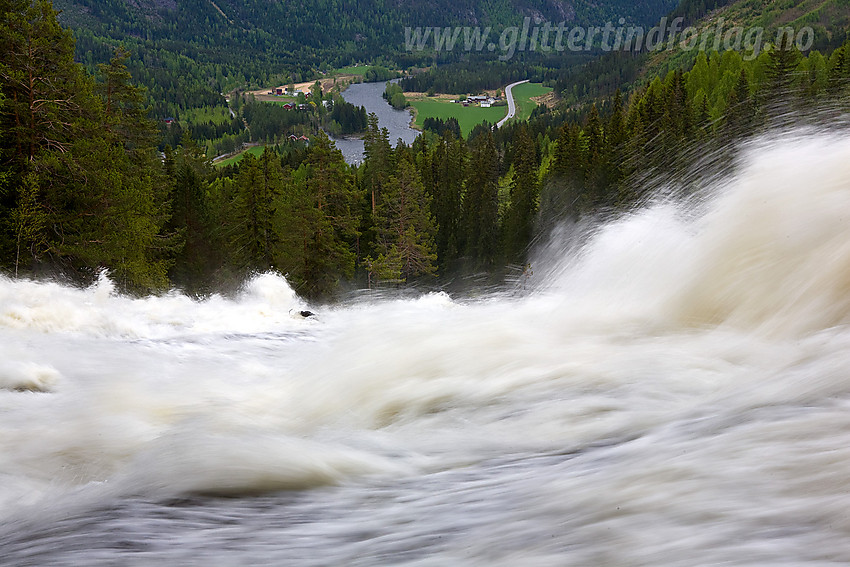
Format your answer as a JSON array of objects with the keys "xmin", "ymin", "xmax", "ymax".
[
  {"xmin": 214, "ymin": 145, "xmax": 266, "ymax": 168},
  {"xmin": 266, "ymin": 97, "xmax": 299, "ymax": 104},
  {"xmin": 508, "ymin": 83, "xmax": 553, "ymax": 123},
  {"xmin": 408, "ymin": 82, "xmax": 552, "ymax": 136},
  {"xmin": 335, "ymin": 65, "xmax": 373, "ymax": 76},
  {"xmin": 409, "ymin": 99, "xmax": 507, "ymax": 137},
  {"xmin": 181, "ymin": 105, "xmax": 233, "ymax": 125}
]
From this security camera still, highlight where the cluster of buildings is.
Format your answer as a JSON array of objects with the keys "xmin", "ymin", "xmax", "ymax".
[
  {"xmin": 272, "ymin": 87, "xmax": 300, "ymax": 96},
  {"xmin": 453, "ymin": 94, "xmax": 501, "ymax": 108}
]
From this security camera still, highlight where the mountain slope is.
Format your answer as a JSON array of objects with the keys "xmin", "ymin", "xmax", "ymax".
[{"xmin": 52, "ymin": 0, "xmax": 678, "ymax": 115}]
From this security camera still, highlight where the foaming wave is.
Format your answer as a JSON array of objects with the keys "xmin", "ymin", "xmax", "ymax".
[
  {"xmin": 531, "ymin": 130, "xmax": 850, "ymax": 338},
  {"xmin": 0, "ymin": 361, "xmax": 60, "ymax": 392},
  {"xmin": 116, "ymin": 427, "xmax": 409, "ymax": 497},
  {"xmin": 0, "ymin": 271, "xmax": 309, "ymax": 339}
]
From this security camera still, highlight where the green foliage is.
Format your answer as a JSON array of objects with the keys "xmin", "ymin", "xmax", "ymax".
[
  {"xmin": 3, "ymin": 0, "xmax": 847, "ymax": 297},
  {"xmin": 502, "ymin": 125, "xmax": 539, "ymax": 261},
  {"xmin": 422, "ymin": 117, "xmax": 462, "ymax": 138},
  {"xmin": 418, "ymin": 133, "xmax": 466, "ymax": 268},
  {"xmin": 0, "ymin": 1, "xmax": 169, "ymax": 290},
  {"xmin": 285, "ymin": 132, "xmax": 359, "ymax": 296},
  {"xmin": 462, "ymin": 131, "xmax": 501, "ymax": 266},
  {"xmin": 327, "ymin": 97, "xmax": 368, "ymax": 136},
  {"xmin": 384, "ymin": 83, "xmax": 409, "ymax": 109},
  {"xmin": 369, "ymin": 155, "xmax": 437, "ymax": 282}
]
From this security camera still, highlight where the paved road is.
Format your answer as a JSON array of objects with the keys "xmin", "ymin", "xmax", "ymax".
[{"xmin": 496, "ymin": 79, "xmax": 529, "ymax": 128}]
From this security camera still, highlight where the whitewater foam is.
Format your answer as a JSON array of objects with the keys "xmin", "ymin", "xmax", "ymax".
[
  {"xmin": 1, "ymin": 130, "xmax": 850, "ymax": 565},
  {"xmin": 0, "ymin": 271, "xmax": 308, "ymax": 338}
]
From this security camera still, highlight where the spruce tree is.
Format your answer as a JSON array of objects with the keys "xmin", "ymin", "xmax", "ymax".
[
  {"xmin": 462, "ymin": 131, "xmax": 501, "ymax": 266},
  {"xmin": 1, "ymin": 0, "xmax": 168, "ymax": 289},
  {"xmin": 167, "ymin": 134, "xmax": 213, "ymax": 287},
  {"xmin": 233, "ymin": 148, "xmax": 283, "ymax": 270},
  {"xmin": 425, "ymin": 132, "xmax": 466, "ymax": 270},
  {"xmin": 503, "ymin": 125, "xmax": 539, "ymax": 262},
  {"xmin": 762, "ymin": 43, "xmax": 802, "ymax": 118},
  {"xmin": 369, "ymin": 155, "xmax": 436, "ymax": 282},
  {"xmin": 298, "ymin": 132, "xmax": 358, "ymax": 297}
]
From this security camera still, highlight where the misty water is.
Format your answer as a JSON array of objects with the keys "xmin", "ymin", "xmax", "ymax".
[
  {"xmin": 3, "ymin": 132, "xmax": 850, "ymax": 565},
  {"xmin": 330, "ymin": 80, "xmax": 419, "ymax": 164}
]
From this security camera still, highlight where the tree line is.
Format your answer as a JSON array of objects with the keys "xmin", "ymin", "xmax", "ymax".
[{"xmin": 3, "ymin": 0, "xmax": 850, "ymax": 300}]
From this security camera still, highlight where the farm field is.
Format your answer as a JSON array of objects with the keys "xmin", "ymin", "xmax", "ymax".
[
  {"xmin": 214, "ymin": 144, "xmax": 266, "ymax": 167},
  {"xmin": 508, "ymin": 82, "xmax": 553, "ymax": 122},
  {"xmin": 409, "ymin": 98, "xmax": 506, "ymax": 137},
  {"xmin": 408, "ymin": 82, "xmax": 552, "ymax": 136}
]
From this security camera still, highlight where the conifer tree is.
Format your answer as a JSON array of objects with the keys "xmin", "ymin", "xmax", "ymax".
[
  {"xmin": 462, "ymin": 131, "xmax": 501, "ymax": 266},
  {"xmin": 297, "ymin": 132, "xmax": 358, "ymax": 296},
  {"xmin": 725, "ymin": 68, "xmax": 756, "ymax": 135},
  {"xmin": 826, "ymin": 42, "xmax": 849, "ymax": 98},
  {"xmin": 167, "ymin": 134, "xmax": 213, "ymax": 286},
  {"xmin": 233, "ymin": 148, "xmax": 283, "ymax": 269},
  {"xmin": 503, "ymin": 125, "xmax": 539, "ymax": 262},
  {"xmin": 762, "ymin": 43, "xmax": 802, "ymax": 117},
  {"xmin": 424, "ymin": 132, "xmax": 466, "ymax": 270},
  {"xmin": 1, "ymin": 0, "xmax": 168, "ymax": 289},
  {"xmin": 0, "ymin": 0, "xmax": 87, "ymax": 164},
  {"xmin": 369, "ymin": 155, "xmax": 436, "ymax": 282}
]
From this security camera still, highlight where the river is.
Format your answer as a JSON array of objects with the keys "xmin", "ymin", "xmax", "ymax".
[
  {"xmin": 330, "ymin": 80, "xmax": 419, "ymax": 164},
  {"xmin": 3, "ymin": 132, "xmax": 850, "ymax": 565}
]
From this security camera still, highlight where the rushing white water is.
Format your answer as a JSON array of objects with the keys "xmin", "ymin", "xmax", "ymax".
[{"xmin": 3, "ymin": 132, "xmax": 850, "ymax": 565}]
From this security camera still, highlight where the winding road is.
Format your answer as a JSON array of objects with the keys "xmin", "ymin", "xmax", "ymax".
[{"xmin": 496, "ymin": 79, "xmax": 529, "ymax": 128}]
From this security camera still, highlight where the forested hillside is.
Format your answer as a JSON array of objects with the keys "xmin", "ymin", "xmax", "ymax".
[
  {"xmin": 554, "ymin": 0, "xmax": 850, "ymax": 105},
  {"xmin": 2, "ymin": 0, "xmax": 850, "ymax": 299},
  {"xmin": 53, "ymin": 0, "xmax": 679, "ymax": 115}
]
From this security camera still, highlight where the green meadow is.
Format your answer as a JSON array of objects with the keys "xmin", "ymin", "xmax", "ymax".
[
  {"xmin": 508, "ymin": 83, "xmax": 553, "ymax": 123},
  {"xmin": 409, "ymin": 99, "xmax": 507, "ymax": 137},
  {"xmin": 214, "ymin": 144, "xmax": 266, "ymax": 167},
  {"xmin": 181, "ymin": 105, "xmax": 233, "ymax": 125},
  {"xmin": 335, "ymin": 65, "xmax": 373, "ymax": 76}
]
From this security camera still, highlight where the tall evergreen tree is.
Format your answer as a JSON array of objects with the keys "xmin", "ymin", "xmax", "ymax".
[
  {"xmin": 462, "ymin": 130, "xmax": 500, "ymax": 266},
  {"xmin": 167, "ymin": 134, "xmax": 213, "ymax": 287},
  {"xmin": 232, "ymin": 148, "xmax": 283, "ymax": 270},
  {"xmin": 296, "ymin": 132, "xmax": 358, "ymax": 297},
  {"xmin": 503, "ymin": 125, "xmax": 539, "ymax": 262},
  {"xmin": 424, "ymin": 132, "xmax": 466, "ymax": 270},
  {"xmin": 369, "ymin": 155, "xmax": 436, "ymax": 283},
  {"xmin": 762, "ymin": 43, "xmax": 802, "ymax": 118}
]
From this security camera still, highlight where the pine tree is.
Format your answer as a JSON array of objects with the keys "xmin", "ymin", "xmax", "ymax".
[
  {"xmin": 233, "ymin": 148, "xmax": 283, "ymax": 269},
  {"xmin": 0, "ymin": 0, "xmax": 87, "ymax": 163},
  {"xmin": 1, "ymin": 0, "xmax": 168, "ymax": 289},
  {"xmin": 462, "ymin": 130, "xmax": 501, "ymax": 266},
  {"xmin": 503, "ymin": 125, "xmax": 539, "ymax": 262},
  {"xmin": 369, "ymin": 156, "xmax": 436, "ymax": 282},
  {"xmin": 762, "ymin": 43, "xmax": 802, "ymax": 118},
  {"xmin": 0, "ymin": 0, "xmax": 89, "ymax": 272},
  {"xmin": 297, "ymin": 132, "xmax": 358, "ymax": 297},
  {"xmin": 424, "ymin": 132, "xmax": 466, "ymax": 270}
]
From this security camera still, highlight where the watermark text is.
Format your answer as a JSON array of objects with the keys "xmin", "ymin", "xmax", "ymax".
[{"xmin": 404, "ymin": 17, "xmax": 815, "ymax": 61}]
